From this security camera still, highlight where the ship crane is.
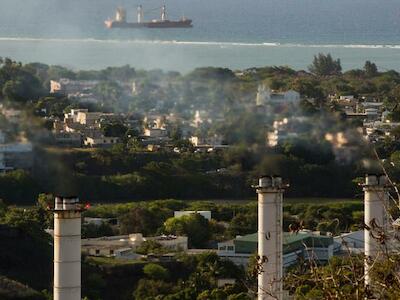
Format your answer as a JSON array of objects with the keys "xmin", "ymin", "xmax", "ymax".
[
  {"xmin": 105, "ymin": 2, "xmax": 192, "ymax": 29},
  {"xmin": 161, "ymin": 5, "xmax": 167, "ymax": 21},
  {"xmin": 137, "ymin": 5, "xmax": 144, "ymax": 23}
]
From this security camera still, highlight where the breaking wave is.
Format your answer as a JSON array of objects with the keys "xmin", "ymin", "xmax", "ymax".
[{"xmin": 0, "ymin": 37, "xmax": 400, "ymax": 49}]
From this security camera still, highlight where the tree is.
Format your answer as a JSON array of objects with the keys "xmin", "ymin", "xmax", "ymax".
[
  {"xmin": 101, "ymin": 121, "xmax": 128, "ymax": 138},
  {"xmin": 119, "ymin": 207, "xmax": 160, "ymax": 236},
  {"xmin": 143, "ymin": 263, "xmax": 170, "ymax": 280},
  {"xmin": 93, "ymin": 81, "xmax": 123, "ymax": 105},
  {"xmin": 164, "ymin": 214, "xmax": 211, "ymax": 248},
  {"xmin": 133, "ymin": 279, "xmax": 176, "ymax": 300},
  {"xmin": 364, "ymin": 60, "xmax": 378, "ymax": 77},
  {"xmin": 82, "ymin": 222, "xmax": 114, "ymax": 238},
  {"xmin": 308, "ymin": 53, "xmax": 342, "ymax": 76}
]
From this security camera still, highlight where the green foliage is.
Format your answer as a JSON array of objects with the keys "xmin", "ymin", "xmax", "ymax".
[
  {"xmin": 0, "ymin": 58, "xmax": 45, "ymax": 103},
  {"xmin": 164, "ymin": 213, "xmax": 211, "ymax": 248},
  {"xmin": 133, "ymin": 279, "xmax": 176, "ymax": 300},
  {"xmin": 119, "ymin": 207, "xmax": 161, "ymax": 236},
  {"xmin": 0, "ymin": 170, "xmax": 40, "ymax": 205},
  {"xmin": 364, "ymin": 60, "xmax": 378, "ymax": 77},
  {"xmin": 101, "ymin": 121, "xmax": 128, "ymax": 138},
  {"xmin": 0, "ymin": 207, "xmax": 52, "ymax": 291},
  {"xmin": 309, "ymin": 53, "xmax": 342, "ymax": 76},
  {"xmin": 143, "ymin": 263, "xmax": 170, "ymax": 280},
  {"xmin": 135, "ymin": 240, "xmax": 166, "ymax": 255},
  {"xmin": 82, "ymin": 222, "xmax": 114, "ymax": 238}
]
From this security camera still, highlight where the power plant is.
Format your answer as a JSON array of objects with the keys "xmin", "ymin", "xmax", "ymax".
[
  {"xmin": 46, "ymin": 175, "xmax": 391, "ymax": 299},
  {"xmin": 256, "ymin": 176, "xmax": 284, "ymax": 300},
  {"xmin": 363, "ymin": 174, "xmax": 389, "ymax": 288},
  {"xmin": 52, "ymin": 196, "xmax": 84, "ymax": 300}
]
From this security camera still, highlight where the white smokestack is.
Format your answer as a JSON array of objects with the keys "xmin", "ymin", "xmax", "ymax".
[
  {"xmin": 363, "ymin": 174, "xmax": 389, "ymax": 287},
  {"xmin": 53, "ymin": 196, "xmax": 83, "ymax": 300},
  {"xmin": 256, "ymin": 176, "xmax": 284, "ymax": 300}
]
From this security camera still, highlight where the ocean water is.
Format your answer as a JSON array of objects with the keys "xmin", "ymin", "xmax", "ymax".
[{"xmin": 0, "ymin": 0, "xmax": 400, "ymax": 72}]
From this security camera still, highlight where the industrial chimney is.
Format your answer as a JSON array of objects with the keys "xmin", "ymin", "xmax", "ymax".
[
  {"xmin": 52, "ymin": 196, "xmax": 84, "ymax": 300},
  {"xmin": 363, "ymin": 174, "xmax": 389, "ymax": 287},
  {"xmin": 256, "ymin": 176, "xmax": 284, "ymax": 300}
]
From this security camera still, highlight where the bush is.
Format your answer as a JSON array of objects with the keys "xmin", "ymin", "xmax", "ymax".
[{"xmin": 143, "ymin": 263, "xmax": 170, "ymax": 280}]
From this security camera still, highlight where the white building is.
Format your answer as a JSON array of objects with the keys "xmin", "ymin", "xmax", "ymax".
[
  {"xmin": 82, "ymin": 233, "xmax": 188, "ymax": 257},
  {"xmin": 256, "ymin": 85, "xmax": 300, "ymax": 106},
  {"xmin": 84, "ymin": 135, "xmax": 120, "ymax": 148}
]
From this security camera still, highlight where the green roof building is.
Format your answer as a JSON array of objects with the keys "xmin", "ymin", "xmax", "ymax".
[{"xmin": 218, "ymin": 231, "xmax": 339, "ymax": 268}]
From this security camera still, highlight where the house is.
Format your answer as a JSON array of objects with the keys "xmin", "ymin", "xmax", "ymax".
[
  {"xmin": 144, "ymin": 128, "xmax": 168, "ymax": 138},
  {"xmin": 84, "ymin": 134, "xmax": 120, "ymax": 148},
  {"xmin": 256, "ymin": 85, "xmax": 300, "ymax": 106},
  {"xmin": 50, "ymin": 78, "xmax": 99, "ymax": 95},
  {"xmin": 189, "ymin": 135, "xmax": 224, "ymax": 147},
  {"xmin": 76, "ymin": 111, "xmax": 103, "ymax": 126},
  {"xmin": 217, "ymin": 231, "xmax": 339, "ymax": 267}
]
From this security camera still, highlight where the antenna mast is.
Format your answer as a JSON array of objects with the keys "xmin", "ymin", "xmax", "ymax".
[{"xmin": 161, "ymin": 1, "xmax": 167, "ymax": 21}]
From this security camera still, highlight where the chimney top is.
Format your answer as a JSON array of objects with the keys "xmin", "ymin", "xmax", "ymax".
[
  {"xmin": 257, "ymin": 175, "xmax": 283, "ymax": 189},
  {"xmin": 52, "ymin": 196, "xmax": 83, "ymax": 212}
]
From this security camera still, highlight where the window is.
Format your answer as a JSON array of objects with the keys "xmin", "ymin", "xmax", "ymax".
[
  {"xmin": 110, "ymin": 249, "xmax": 114, "ymax": 255},
  {"xmin": 227, "ymin": 246, "xmax": 234, "ymax": 251},
  {"xmin": 95, "ymin": 249, "xmax": 100, "ymax": 255}
]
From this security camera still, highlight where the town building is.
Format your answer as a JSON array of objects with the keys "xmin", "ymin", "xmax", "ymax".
[
  {"xmin": 82, "ymin": 233, "xmax": 188, "ymax": 258},
  {"xmin": 266, "ymin": 117, "xmax": 308, "ymax": 147},
  {"xmin": 256, "ymin": 85, "xmax": 300, "ymax": 106},
  {"xmin": 50, "ymin": 78, "xmax": 99, "ymax": 95},
  {"xmin": 217, "ymin": 231, "xmax": 339, "ymax": 267},
  {"xmin": 84, "ymin": 133, "xmax": 120, "ymax": 148}
]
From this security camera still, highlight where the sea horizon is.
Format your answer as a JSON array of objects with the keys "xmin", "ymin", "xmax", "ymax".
[{"xmin": 0, "ymin": 0, "xmax": 400, "ymax": 71}]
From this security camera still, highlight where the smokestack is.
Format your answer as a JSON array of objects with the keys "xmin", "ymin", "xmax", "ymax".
[
  {"xmin": 363, "ymin": 174, "xmax": 389, "ymax": 287},
  {"xmin": 53, "ymin": 196, "xmax": 83, "ymax": 300},
  {"xmin": 256, "ymin": 176, "xmax": 284, "ymax": 300}
]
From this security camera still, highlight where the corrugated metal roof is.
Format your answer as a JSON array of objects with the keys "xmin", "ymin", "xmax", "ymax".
[{"xmin": 234, "ymin": 232, "xmax": 334, "ymax": 254}]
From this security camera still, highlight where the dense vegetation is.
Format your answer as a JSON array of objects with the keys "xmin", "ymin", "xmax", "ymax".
[{"xmin": 0, "ymin": 196, "xmax": 367, "ymax": 300}]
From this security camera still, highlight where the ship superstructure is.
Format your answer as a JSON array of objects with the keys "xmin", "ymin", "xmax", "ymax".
[{"xmin": 105, "ymin": 4, "xmax": 192, "ymax": 29}]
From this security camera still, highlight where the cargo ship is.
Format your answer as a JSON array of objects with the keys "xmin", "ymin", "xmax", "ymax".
[{"xmin": 105, "ymin": 5, "xmax": 192, "ymax": 29}]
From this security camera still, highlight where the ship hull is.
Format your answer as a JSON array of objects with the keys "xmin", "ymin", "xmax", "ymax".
[{"xmin": 105, "ymin": 20, "xmax": 193, "ymax": 29}]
